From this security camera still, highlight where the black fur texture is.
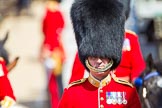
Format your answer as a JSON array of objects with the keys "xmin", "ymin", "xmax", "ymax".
[{"xmin": 71, "ymin": 0, "xmax": 125, "ymax": 70}]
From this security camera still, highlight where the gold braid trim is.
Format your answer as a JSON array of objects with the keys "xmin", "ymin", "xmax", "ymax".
[
  {"xmin": 125, "ymin": 29, "xmax": 137, "ymax": 37},
  {"xmin": 111, "ymin": 73, "xmax": 133, "ymax": 88},
  {"xmin": 67, "ymin": 78, "xmax": 87, "ymax": 89}
]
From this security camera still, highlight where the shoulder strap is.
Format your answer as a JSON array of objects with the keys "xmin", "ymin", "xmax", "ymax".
[
  {"xmin": 125, "ymin": 29, "xmax": 137, "ymax": 36},
  {"xmin": 67, "ymin": 78, "xmax": 87, "ymax": 89},
  {"xmin": 111, "ymin": 73, "xmax": 133, "ymax": 88}
]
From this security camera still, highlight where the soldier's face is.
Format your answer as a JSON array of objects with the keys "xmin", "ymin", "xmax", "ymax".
[
  {"xmin": 87, "ymin": 57, "xmax": 111, "ymax": 80},
  {"xmin": 88, "ymin": 57, "xmax": 110, "ymax": 69}
]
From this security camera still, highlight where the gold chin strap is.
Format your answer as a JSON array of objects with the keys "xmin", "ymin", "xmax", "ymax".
[{"xmin": 85, "ymin": 59, "xmax": 113, "ymax": 72}]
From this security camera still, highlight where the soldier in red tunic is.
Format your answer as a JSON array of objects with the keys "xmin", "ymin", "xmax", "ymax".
[
  {"xmin": 0, "ymin": 58, "xmax": 16, "ymax": 108},
  {"xmin": 69, "ymin": 0, "xmax": 145, "ymax": 85},
  {"xmin": 69, "ymin": 52, "xmax": 85, "ymax": 83},
  {"xmin": 69, "ymin": 30, "xmax": 146, "ymax": 84},
  {"xmin": 58, "ymin": 0, "xmax": 141, "ymax": 107},
  {"xmin": 39, "ymin": 0, "xmax": 65, "ymax": 107},
  {"xmin": 0, "ymin": 32, "xmax": 18, "ymax": 108},
  {"xmin": 115, "ymin": 30, "xmax": 146, "ymax": 83}
]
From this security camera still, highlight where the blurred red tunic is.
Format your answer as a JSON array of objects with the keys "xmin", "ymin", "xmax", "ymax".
[
  {"xmin": 42, "ymin": 4, "xmax": 65, "ymax": 108},
  {"xmin": 69, "ymin": 52, "xmax": 85, "ymax": 83},
  {"xmin": 69, "ymin": 30, "xmax": 146, "ymax": 83},
  {"xmin": 0, "ymin": 58, "xmax": 15, "ymax": 101},
  {"xmin": 115, "ymin": 30, "xmax": 146, "ymax": 82},
  {"xmin": 42, "ymin": 8, "xmax": 64, "ymax": 51}
]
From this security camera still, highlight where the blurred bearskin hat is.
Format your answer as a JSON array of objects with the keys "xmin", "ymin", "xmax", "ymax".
[{"xmin": 70, "ymin": 0, "xmax": 125, "ymax": 71}]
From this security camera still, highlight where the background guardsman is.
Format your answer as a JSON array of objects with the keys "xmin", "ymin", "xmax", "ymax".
[
  {"xmin": 69, "ymin": 0, "xmax": 146, "ymax": 86},
  {"xmin": 0, "ymin": 57, "xmax": 16, "ymax": 108},
  {"xmin": 0, "ymin": 32, "xmax": 17, "ymax": 108},
  {"xmin": 39, "ymin": 0, "xmax": 65, "ymax": 107},
  {"xmin": 58, "ymin": 0, "xmax": 141, "ymax": 108}
]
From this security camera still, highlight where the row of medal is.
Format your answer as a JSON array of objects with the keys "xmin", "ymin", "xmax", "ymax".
[{"xmin": 106, "ymin": 92, "xmax": 127, "ymax": 105}]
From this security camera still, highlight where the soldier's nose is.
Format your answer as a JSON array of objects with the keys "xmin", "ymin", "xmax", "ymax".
[{"xmin": 96, "ymin": 58, "xmax": 102, "ymax": 63}]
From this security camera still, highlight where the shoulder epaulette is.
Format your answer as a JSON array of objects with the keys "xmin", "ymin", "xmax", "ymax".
[
  {"xmin": 125, "ymin": 29, "xmax": 137, "ymax": 37},
  {"xmin": 111, "ymin": 74, "xmax": 133, "ymax": 88},
  {"xmin": 67, "ymin": 78, "xmax": 87, "ymax": 89}
]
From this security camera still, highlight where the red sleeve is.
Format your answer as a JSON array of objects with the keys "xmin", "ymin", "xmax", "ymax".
[
  {"xmin": 69, "ymin": 53, "xmax": 85, "ymax": 83},
  {"xmin": 42, "ymin": 9, "xmax": 64, "ymax": 50},
  {"xmin": 128, "ymin": 87, "xmax": 142, "ymax": 108},
  {"xmin": 58, "ymin": 88, "xmax": 72, "ymax": 108},
  {"xmin": 130, "ymin": 34, "xmax": 146, "ymax": 81},
  {"xmin": 0, "ymin": 76, "xmax": 16, "ymax": 101},
  {"xmin": 42, "ymin": 9, "xmax": 48, "ymax": 36},
  {"xmin": 57, "ymin": 11, "xmax": 64, "ymax": 31},
  {"xmin": 0, "ymin": 61, "xmax": 16, "ymax": 101},
  {"xmin": 42, "ymin": 18, "xmax": 46, "ymax": 36}
]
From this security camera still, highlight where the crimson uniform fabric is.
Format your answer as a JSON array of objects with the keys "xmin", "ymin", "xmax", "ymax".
[
  {"xmin": 42, "ymin": 6, "xmax": 65, "ymax": 108},
  {"xmin": 42, "ymin": 8, "xmax": 64, "ymax": 51},
  {"xmin": 115, "ymin": 30, "xmax": 146, "ymax": 81},
  {"xmin": 69, "ymin": 30, "xmax": 145, "ymax": 83},
  {"xmin": 69, "ymin": 53, "xmax": 85, "ymax": 83},
  {"xmin": 59, "ymin": 76, "xmax": 141, "ymax": 108},
  {"xmin": 0, "ymin": 59, "xmax": 15, "ymax": 101}
]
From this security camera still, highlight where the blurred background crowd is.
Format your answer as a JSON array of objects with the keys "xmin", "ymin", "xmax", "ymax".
[{"xmin": 0, "ymin": 0, "xmax": 162, "ymax": 108}]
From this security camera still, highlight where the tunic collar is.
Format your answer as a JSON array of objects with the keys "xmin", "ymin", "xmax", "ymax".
[{"xmin": 88, "ymin": 73, "xmax": 111, "ymax": 88}]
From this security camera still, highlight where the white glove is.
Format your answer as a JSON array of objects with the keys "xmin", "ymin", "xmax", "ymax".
[{"xmin": 0, "ymin": 96, "xmax": 16, "ymax": 108}]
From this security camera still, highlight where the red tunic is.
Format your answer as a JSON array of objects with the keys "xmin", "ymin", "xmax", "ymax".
[
  {"xmin": 69, "ymin": 53, "xmax": 85, "ymax": 83},
  {"xmin": 59, "ymin": 73, "xmax": 141, "ymax": 108},
  {"xmin": 0, "ymin": 59, "xmax": 15, "ymax": 101},
  {"xmin": 69, "ymin": 30, "xmax": 146, "ymax": 83},
  {"xmin": 115, "ymin": 30, "xmax": 146, "ymax": 81},
  {"xmin": 42, "ymin": 8, "xmax": 64, "ymax": 51},
  {"xmin": 41, "ymin": 4, "xmax": 65, "ymax": 108}
]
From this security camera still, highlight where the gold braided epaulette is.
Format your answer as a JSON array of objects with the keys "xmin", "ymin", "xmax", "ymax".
[
  {"xmin": 111, "ymin": 73, "xmax": 133, "ymax": 88},
  {"xmin": 67, "ymin": 78, "xmax": 87, "ymax": 89},
  {"xmin": 125, "ymin": 29, "xmax": 137, "ymax": 37},
  {"xmin": 115, "ymin": 78, "xmax": 133, "ymax": 88}
]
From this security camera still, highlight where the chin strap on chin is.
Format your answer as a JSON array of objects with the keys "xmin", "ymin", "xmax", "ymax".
[{"xmin": 85, "ymin": 59, "xmax": 113, "ymax": 72}]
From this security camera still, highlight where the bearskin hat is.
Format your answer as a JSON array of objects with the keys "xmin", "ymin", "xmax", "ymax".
[{"xmin": 70, "ymin": 0, "xmax": 125, "ymax": 71}]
